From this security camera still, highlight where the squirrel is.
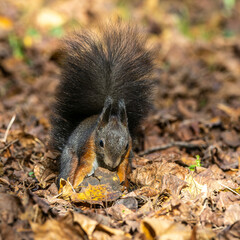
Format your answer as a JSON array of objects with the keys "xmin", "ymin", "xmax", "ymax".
[{"xmin": 50, "ymin": 23, "xmax": 155, "ymax": 189}]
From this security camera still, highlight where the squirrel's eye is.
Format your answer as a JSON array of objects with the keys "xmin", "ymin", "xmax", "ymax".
[
  {"xmin": 125, "ymin": 143, "xmax": 129, "ymax": 150},
  {"xmin": 100, "ymin": 140, "xmax": 104, "ymax": 148}
]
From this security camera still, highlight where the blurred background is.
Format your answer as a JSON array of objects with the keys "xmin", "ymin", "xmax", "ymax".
[
  {"xmin": 0, "ymin": 0, "xmax": 240, "ymax": 147},
  {"xmin": 1, "ymin": 2, "xmax": 240, "ymax": 238}
]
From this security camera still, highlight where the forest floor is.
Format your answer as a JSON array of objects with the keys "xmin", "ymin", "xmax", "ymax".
[{"xmin": 0, "ymin": 0, "xmax": 240, "ymax": 239}]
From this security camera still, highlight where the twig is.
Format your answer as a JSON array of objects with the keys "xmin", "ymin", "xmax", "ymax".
[
  {"xmin": 1, "ymin": 114, "xmax": 16, "ymax": 143},
  {"xmin": 0, "ymin": 139, "xmax": 19, "ymax": 154},
  {"xmin": 139, "ymin": 141, "xmax": 208, "ymax": 156},
  {"xmin": 53, "ymin": 192, "xmax": 63, "ymax": 198},
  {"xmin": 218, "ymin": 182, "xmax": 240, "ymax": 197},
  {"xmin": 33, "ymin": 205, "xmax": 39, "ymax": 223},
  {"xmin": 68, "ymin": 179, "xmax": 76, "ymax": 193},
  {"xmin": 0, "ymin": 177, "xmax": 10, "ymax": 185}
]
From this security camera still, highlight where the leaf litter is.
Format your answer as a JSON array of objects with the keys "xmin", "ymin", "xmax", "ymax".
[{"xmin": 0, "ymin": 0, "xmax": 240, "ymax": 239}]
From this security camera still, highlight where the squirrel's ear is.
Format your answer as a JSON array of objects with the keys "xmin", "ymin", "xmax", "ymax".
[
  {"xmin": 98, "ymin": 96, "xmax": 113, "ymax": 126},
  {"xmin": 118, "ymin": 99, "xmax": 128, "ymax": 127}
]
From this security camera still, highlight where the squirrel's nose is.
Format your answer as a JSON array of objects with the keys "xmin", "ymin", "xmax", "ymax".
[
  {"xmin": 105, "ymin": 158, "xmax": 119, "ymax": 170},
  {"xmin": 108, "ymin": 161, "xmax": 117, "ymax": 169}
]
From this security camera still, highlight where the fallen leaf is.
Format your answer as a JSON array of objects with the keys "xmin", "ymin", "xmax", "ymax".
[
  {"xmin": 133, "ymin": 186, "xmax": 160, "ymax": 198},
  {"xmin": 221, "ymin": 131, "xmax": 240, "ymax": 148},
  {"xmin": 181, "ymin": 173, "xmax": 207, "ymax": 200},
  {"xmin": 141, "ymin": 218, "xmax": 192, "ymax": 240},
  {"xmin": 71, "ymin": 184, "xmax": 122, "ymax": 204},
  {"xmin": 31, "ymin": 217, "xmax": 86, "ymax": 240},
  {"xmin": 34, "ymin": 162, "xmax": 56, "ymax": 188},
  {"xmin": 58, "ymin": 178, "xmax": 75, "ymax": 200},
  {"xmin": 107, "ymin": 204, "xmax": 134, "ymax": 221},
  {"xmin": 72, "ymin": 211, "xmax": 130, "ymax": 238},
  {"xmin": 0, "ymin": 16, "xmax": 13, "ymax": 30},
  {"xmin": 130, "ymin": 162, "xmax": 188, "ymax": 189},
  {"xmin": 218, "ymin": 221, "xmax": 240, "ymax": 240},
  {"xmin": 218, "ymin": 104, "xmax": 240, "ymax": 121},
  {"xmin": 224, "ymin": 204, "xmax": 240, "ymax": 225},
  {"xmin": 0, "ymin": 193, "xmax": 23, "ymax": 224}
]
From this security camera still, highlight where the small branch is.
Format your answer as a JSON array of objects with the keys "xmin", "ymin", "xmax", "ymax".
[
  {"xmin": 139, "ymin": 141, "xmax": 207, "ymax": 156},
  {"xmin": 0, "ymin": 139, "xmax": 19, "ymax": 154},
  {"xmin": 53, "ymin": 192, "xmax": 63, "ymax": 199},
  {"xmin": 218, "ymin": 182, "xmax": 240, "ymax": 197},
  {"xmin": 68, "ymin": 179, "xmax": 76, "ymax": 193},
  {"xmin": 1, "ymin": 115, "xmax": 16, "ymax": 143}
]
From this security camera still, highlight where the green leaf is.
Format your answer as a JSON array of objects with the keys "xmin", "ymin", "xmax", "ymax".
[
  {"xmin": 195, "ymin": 155, "xmax": 201, "ymax": 167},
  {"xmin": 189, "ymin": 165, "xmax": 196, "ymax": 171},
  {"xmin": 8, "ymin": 34, "xmax": 24, "ymax": 59},
  {"xmin": 26, "ymin": 28, "xmax": 40, "ymax": 38},
  {"xmin": 29, "ymin": 171, "xmax": 35, "ymax": 177},
  {"xmin": 49, "ymin": 26, "xmax": 64, "ymax": 37}
]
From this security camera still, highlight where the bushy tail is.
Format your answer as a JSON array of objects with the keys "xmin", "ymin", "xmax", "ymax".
[{"xmin": 50, "ymin": 22, "xmax": 155, "ymax": 151}]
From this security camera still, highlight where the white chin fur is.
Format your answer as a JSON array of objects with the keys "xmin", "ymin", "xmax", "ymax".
[{"xmin": 87, "ymin": 158, "xmax": 98, "ymax": 176}]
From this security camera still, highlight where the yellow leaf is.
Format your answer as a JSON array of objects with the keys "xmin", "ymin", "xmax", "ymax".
[
  {"xmin": 0, "ymin": 16, "xmax": 13, "ymax": 30},
  {"xmin": 23, "ymin": 36, "xmax": 33, "ymax": 47},
  {"xmin": 182, "ymin": 174, "xmax": 207, "ymax": 199},
  {"xmin": 71, "ymin": 184, "xmax": 122, "ymax": 204},
  {"xmin": 58, "ymin": 178, "xmax": 75, "ymax": 200}
]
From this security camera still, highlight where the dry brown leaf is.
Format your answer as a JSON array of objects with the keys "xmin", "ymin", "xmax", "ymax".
[
  {"xmin": 130, "ymin": 162, "xmax": 188, "ymax": 189},
  {"xmin": 218, "ymin": 221, "xmax": 240, "ymax": 240},
  {"xmin": 140, "ymin": 218, "xmax": 192, "ymax": 240},
  {"xmin": 31, "ymin": 218, "xmax": 86, "ymax": 240},
  {"xmin": 218, "ymin": 104, "xmax": 240, "ymax": 121},
  {"xmin": 215, "ymin": 191, "xmax": 240, "ymax": 210},
  {"xmin": 115, "ymin": 197, "xmax": 138, "ymax": 210},
  {"xmin": 34, "ymin": 162, "xmax": 56, "ymax": 188},
  {"xmin": 72, "ymin": 211, "xmax": 130, "ymax": 238},
  {"xmin": 0, "ymin": 193, "xmax": 23, "ymax": 224},
  {"xmin": 138, "ymin": 200, "xmax": 154, "ymax": 215},
  {"xmin": 96, "ymin": 223, "xmax": 131, "ymax": 239},
  {"xmin": 181, "ymin": 156, "xmax": 198, "ymax": 166},
  {"xmin": 32, "ymin": 211, "xmax": 130, "ymax": 239},
  {"xmin": 221, "ymin": 131, "xmax": 240, "ymax": 148},
  {"xmin": 204, "ymin": 145, "xmax": 239, "ymax": 170},
  {"xmin": 133, "ymin": 186, "xmax": 160, "ymax": 198},
  {"xmin": 224, "ymin": 204, "xmax": 240, "ymax": 225},
  {"xmin": 107, "ymin": 204, "xmax": 134, "ymax": 221},
  {"xmin": 200, "ymin": 206, "xmax": 224, "ymax": 227},
  {"xmin": 161, "ymin": 174, "xmax": 188, "ymax": 197}
]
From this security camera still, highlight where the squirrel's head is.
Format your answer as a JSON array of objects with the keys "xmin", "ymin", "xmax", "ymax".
[{"xmin": 95, "ymin": 97, "xmax": 131, "ymax": 170}]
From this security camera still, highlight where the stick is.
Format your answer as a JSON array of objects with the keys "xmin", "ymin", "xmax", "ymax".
[
  {"xmin": 1, "ymin": 114, "xmax": 16, "ymax": 143},
  {"xmin": 0, "ymin": 139, "xmax": 19, "ymax": 154},
  {"xmin": 139, "ymin": 141, "xmax": 207, "ymax": 156},
  {"xmin": 218, "ymin": 182, "xmax": 240, "ymax": 197}
]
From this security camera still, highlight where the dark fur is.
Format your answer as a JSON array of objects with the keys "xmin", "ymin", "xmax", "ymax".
[{"xmin": 50, "ymin": 23, "xmax": 154, "ymax": 152}]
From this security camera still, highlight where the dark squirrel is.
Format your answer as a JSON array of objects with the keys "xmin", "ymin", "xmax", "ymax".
[{"xmin": 50, "ymin": 23, "xmax": 155, "ymax": 189}]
